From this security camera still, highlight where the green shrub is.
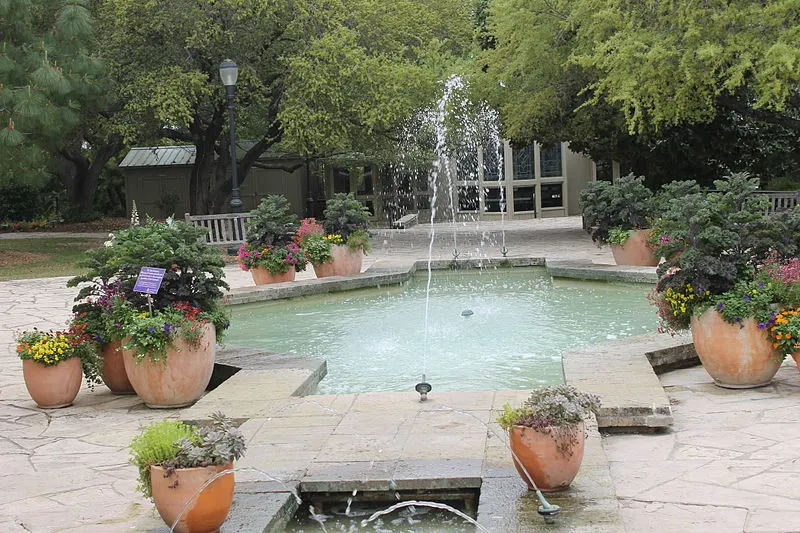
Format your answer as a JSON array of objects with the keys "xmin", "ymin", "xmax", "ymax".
[
  {"xmin": 129, "ymin": 420, "xmax": 198, "ymax": 499},
  {"xmin": 323, "ymin": 193, "xmax": 370, "ymax": 241},
  {"xmin": 246, "ymin": 195, "xmax": 298, "ymax": 248},
  {"xmin": 579, "ymin": 174, "xmax": 654, "ymax": 244}
]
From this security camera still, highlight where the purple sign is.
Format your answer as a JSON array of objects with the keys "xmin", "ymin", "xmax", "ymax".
[{"xmin": 133, "ymin": 267, "xmax": 166, "ymax": 294}]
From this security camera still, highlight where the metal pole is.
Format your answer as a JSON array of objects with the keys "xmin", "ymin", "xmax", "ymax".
[{"xmin": 226, "ymin": 84, "xmax": 243, "ymax": 213}]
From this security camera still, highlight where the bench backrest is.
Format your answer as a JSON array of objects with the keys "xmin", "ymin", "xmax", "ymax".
[{"xmin": 184, "ymin": 213, "xmax": 254, "ymax": 246}]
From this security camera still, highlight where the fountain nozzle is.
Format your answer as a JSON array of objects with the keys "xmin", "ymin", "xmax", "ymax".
[
  {"xmin": 501, "ymin": 246, "xmax": 509, "ymax": 258},
  {"xmin": 415, "ymin": 376, "xmax": 432, "ymax": 402},
  {"xmin": 535, "ymin": 490, "xmax": 561, "ymax": 523}
]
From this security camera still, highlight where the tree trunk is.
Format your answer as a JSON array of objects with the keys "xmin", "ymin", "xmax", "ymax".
[
  {"xmin": 59, "ymin": 137, "xmax": 124, "ymax": 219},
  {"xmin": 188, "ymin": 107, "xmax": 225, "ymax": 214}
]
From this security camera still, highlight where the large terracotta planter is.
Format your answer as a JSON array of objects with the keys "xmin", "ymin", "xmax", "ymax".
[
  {"xmin": 22, "ymin": 357, "xmax": 82, "ymax": 409},
  {"xmin": 100, "ymin": 340, "xmax": 135, "ymax": 394},
  {"xmin": 250, "ymin": 266, "xmax": 295, "ymax": 285},
  {"xmin": 151, "ymin": 462, "xmax": 234, "ymax": 533},
  {"xmin": 122, "ymin": 322, "xmax": 215, "ymax": 408},
  {"xmin": 610, "ymin": 230, "xmax": 659, "ymax": 266},
  {"xmin": 312, "ymin": 245, "xmax": 364, "ymax": 278},
  {"xmin": 690, "ymin": 308, "xmax": 782, "ymax": 388},
  {"xmin": 509, "ymin": 421, "xmax": 585, "ymax": 492}
]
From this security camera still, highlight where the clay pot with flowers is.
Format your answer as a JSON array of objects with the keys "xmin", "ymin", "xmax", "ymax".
[
  {"xmin": 16, "ymin": 326, "xmax": 100, "ymax": 408},
  {"xmin": 299, "ymin": 194, "xmax": 372, "ymax": 278},
  {"xmin": 129, "ymin": 413, "xmax": 246, "ymax": 533},
  {"xmin": 497, "ymin": 385, "xmax": 600, "ymax": 492},
  {"xmin": 650, "ymin": 174, "xmax": 800, "ymax": 388},
  {"xmin": 68, "ymin": 215, "xmax": 230, "ymax": 407},
  {"xmin": 238, "ymin": 195, "xmax": 307, "ymax": 284}
]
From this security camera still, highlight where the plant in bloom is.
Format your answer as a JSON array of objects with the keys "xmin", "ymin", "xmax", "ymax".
[
  {"xmin": 120, "ymin": 300, "xmax": 230, "ymax": 363},
  {"xmin": 16, "ymin": 326, "xmax": 101, "ymax": 387},
  {"xmin": 236, "ymin": 242, "xmax": 307, "ymax": 274},
  {"xmin": 768, "ymin": 307, "xmax": 800, "ymax": 356},
  {"xmin": 648, "ymin": 283, "xmax": 709, "ymax": 333},
  {"xmin": 294, "ymin": 218, "xmax": 324, "ymax": 245}
]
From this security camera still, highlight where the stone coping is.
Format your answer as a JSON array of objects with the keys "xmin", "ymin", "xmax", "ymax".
[{"xmin": 225, "ymin": 256, "xmax": 650, "ymax": 306}]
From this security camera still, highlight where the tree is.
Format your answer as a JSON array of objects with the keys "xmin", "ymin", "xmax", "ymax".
[
  {"xmin": 0, "ymin": 0, "xmax": 125, "ymax": 218},
  {"xmin": 475, "ymin": 0, "xmax": 800, "ymax": 188},
  {"xmin": 98, "ymin": 0, "xmax": 473, "ymax": 214}
]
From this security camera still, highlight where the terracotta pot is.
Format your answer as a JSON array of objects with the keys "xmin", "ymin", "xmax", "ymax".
[
  {"xmin": 509, "ymin": 421, "xmax": 585, "ymax": 492},
  {"xmin": 610, "ymin": 230, "xmax": 659, "ymax": 266},
  {"xmin": 791, "ymin": 351, "xmax": 800, "ymax": 371},
  {"xmin": 250, "ymin": 265, "xmax": 296, "ymax": 285},
  {"xmin": 690, "ymin": 308, "xmax": 782, "ymax": 388},
  {"xmin": 313, "ymin": 245, "xmax": 364, "ymax": 278},
  {"xmin": 122, "ymin": 322, "xmax": 215, "ymax": 409},
  {"xmin": 100, "ymin": 340, "xmax": 135, "ymax": 394},
  {"xmin": 150, "ymin": 462, "xmax": 234, "ymax": 533},
  {"xmin": 22, "ymin": 357, "xmax": 82, "ymax": 409}
]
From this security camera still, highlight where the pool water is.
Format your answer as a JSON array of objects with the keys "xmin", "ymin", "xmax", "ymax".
[{"xmin": 227, "ymin": 267, "xmax": 657, "ymax": 394}]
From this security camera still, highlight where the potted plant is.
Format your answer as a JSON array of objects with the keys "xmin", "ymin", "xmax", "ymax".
[
  {"xmin": 497, "ymin": 385, "xmax": 600, "ymax": 492},
  {"xmin": 68, "ymin": 217, "xmax": 230, "ymax": 407},
  {"xmin": 71, "ymin": 281, "xmax": 135, "ymax": 394},
  {"xmin": 130, "ymin": 412, "xmax": 246, "ymax": 533},
  {"xmin": 579, "ymin": 174, "xmax": 659, "ymax": 266},
  {"xmin": 650, "ymin": 174, "xmax": 800, "ymax": 387},
  {"xmin": 16, "ymin": 325, "xmax": 100, "ymax": 408},
  {"xmin": 304, "ymin": 193, "xmax": 372, "ymax": 277},
  {"xmin": 238, "ymin": 195, "xmax": 307, "ymax": 284}
]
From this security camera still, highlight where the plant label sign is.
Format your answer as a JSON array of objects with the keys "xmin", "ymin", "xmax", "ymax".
[{"xmin": 133, "ymin": 267, "xmax": 166, "ymax": 294}]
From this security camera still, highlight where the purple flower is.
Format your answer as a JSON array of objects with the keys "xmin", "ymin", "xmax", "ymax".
[
  {"xmin": 757, "ymin": 323, "xmax": 767, "ymax": 330},
  {"xmin": 147, "ymin": 326, "xmax": 155, "ymax": 333},
  {"xmin": 743, "ymin": 295, "xmax": 751, "ymax": 301},
  {"xmin": 163, "ymin": 323, "xmax": 173, "ymax": 334},
  {"xmin": 716, "ymin": 303, "xmax": 725, "ymax": 311},
  {"xmin": 114, "ymin": 322, "xmax": 122, "ymax": 328}
]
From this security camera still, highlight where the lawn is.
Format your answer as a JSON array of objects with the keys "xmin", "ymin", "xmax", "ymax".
[{"xmin": 0, "ymin": 237, "xmax": 106, "ymax": 281}]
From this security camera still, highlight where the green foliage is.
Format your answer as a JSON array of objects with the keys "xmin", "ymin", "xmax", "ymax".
[
  {"xmin": 605, "ymin": 227, "xmax": 630, "ymax": 246},
  {"xmin": 497, "ymin": 385, "xmax": 600, "ymax": 455},
  {"xmin": 323, "ymin": 193, "xmax": 371, "ymax": 240},
  {"xmin": 706, "ymin": 280, "xmax": 782, "ymax": 330},
  {"xmin": 300, "ymin": 233, "xmax": 334, "ymax": 266},
  {"xmin": 579, "ymin": 174, "xmax": 654, "ymax": 244},
  {"xmin": 68, "ymin": 219, "xmax": 228, "ymax": 313},
  {"xmin": 0, "ymin": 183, "xmax": 48, "ymax": 221},
  {"xmin": 129, "ymin": 419, "xmax": 198, "ymax": 499},
  {"xmin": 129, "ymin": 413, "xmax": 246, "ymax": 500},
  {"xmin": 655, "ymin": 174, "xmax": 799, "ymax": 298},
  {"xmin": 245, "ymin": 195, "xmax": 298, "ymax": 248},
  {"xmin": 345, "ymin": 228, "xmax": 372, "ymax": 253},
  {"xmin": 474, "ymin": 0, "xmax": 800, "ymax": 189}
]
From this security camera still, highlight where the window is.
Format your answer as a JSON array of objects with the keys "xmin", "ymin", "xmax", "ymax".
[
  {"xmin": 483, "ymin": 143, "xmax": 504, "ymax": 181},
  {"xmin": 540, "ymin": 143, "xmax": 562, "ymax": 177},
  {"xmin": 541, "ymin": 183, "xmax": 563, "ymax": 208},
  {"xmin": 513, "ymin": 186, "xmax": 536, "ymax": 212},
  {"xmin": 512, "ymin": 144, "xmax": 535, "ymax": 180},
  {"xmin": 356, "ymin": 166, "xmax": 374, "ymax": 195},
  {"xmin": 457, "ymin": 186, "xmax": 479, "ymax": 211},
  {"xmin": 333, "ymin": 167, "xmax": 350, "ymax": 193},
  {"xmin": 483, "ymin": 187, "xmax": 507, "ymax": 213}
]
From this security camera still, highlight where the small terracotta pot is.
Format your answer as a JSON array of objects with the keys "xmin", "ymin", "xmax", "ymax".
[
  {"xmin": 250, "ymin": 266, "xmax": 296, "ymax": 285},
  {"xmin": 122, "ymin": 323, "xmax": 215, "ymax": 409},
  {"xmin": 791, "ymin": 351, "xmax": 800, "ymax": 371},
  {"xmin": 150, "ymin": 462, "xmax": 234, "ymax": 533},
  {"xmin": 100, "ymin": 340, "xmax": 135, "ymax": 394},
  {"xmin": 610, "ymin": 230, "xmax": 659, "ymax": 266},
  {"xmin": 22, "ymin": 357, "xmax": 82, "ymax": 409},
  {"xmin": 690, "ymin": 308, "xmax": 782, "ymax": 388},
  {"xmin": 509, "ymin": 421, "xmax": 585, "ymax": 492},
  {"xmin": 313, "ymin": 245, "xmax": 364, "ymax": 277}
]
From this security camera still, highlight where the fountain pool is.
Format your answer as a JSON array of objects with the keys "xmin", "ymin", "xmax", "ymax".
[{"xmin": 227, "ymin": 267, "xmax": 657, "ymax": 394}]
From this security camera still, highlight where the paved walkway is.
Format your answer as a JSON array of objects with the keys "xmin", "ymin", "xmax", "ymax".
[{"xmin": 1, "ymin": 216, "xmax": 799, "ymax": 532}]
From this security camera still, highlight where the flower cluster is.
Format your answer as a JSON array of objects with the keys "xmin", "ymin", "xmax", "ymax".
[
  {"xmin": 294, "ymin": 218, "xmax": 324, "ymax": 245},
  {"xmin": 236, "ymin": 242, "xmax": 307, "ymax": 274},
  {"xmin": 768, "ymin": 307, "xmax": 800, "ymax": 355},
  {"xmin": 17, "ymin": 330, "xmax": 75, "ymax": 366},
  {"xmin": 323, "ymin": 234, "xmax": 345, "ymax": 246},
  {"xmin": 649, "ymin": 283, "xmax": 709, "ymax": 333}
]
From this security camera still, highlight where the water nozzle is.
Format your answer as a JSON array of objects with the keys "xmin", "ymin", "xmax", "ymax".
[
  {"xmin": 535, "ymin": 490, "xmax": 561, "ymax": 523},
  {"xmin": 415, "ymin": 376, "xmax": 432, "ymax": 401}
]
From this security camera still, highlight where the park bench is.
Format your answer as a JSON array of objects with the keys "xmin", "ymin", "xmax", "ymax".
[
  {"xmin": 392, "ymin": 212, "xmax": 419, "ymax": 229},
  {"xmin": 184, "ymin": 212, "xmax": 254, "ymax": 247}
]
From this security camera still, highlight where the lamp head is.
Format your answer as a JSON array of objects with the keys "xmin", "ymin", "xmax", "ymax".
[{"xmin": 219, "ymin": 59, "xmax": 238, "ymax": 87}]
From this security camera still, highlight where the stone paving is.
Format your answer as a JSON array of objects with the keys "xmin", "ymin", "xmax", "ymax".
[{"xmin": 1, "ymin": 216, "xmax": 799, "ymax": 532}]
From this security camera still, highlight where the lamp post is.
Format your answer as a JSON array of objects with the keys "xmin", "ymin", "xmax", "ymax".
[{"xmin": 219, "ymin": 59, "xmax": 243, "ymax": 213}]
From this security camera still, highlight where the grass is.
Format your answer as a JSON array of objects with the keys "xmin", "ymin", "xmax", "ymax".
[{"xmin": 0, "ymin": 237, "xmax": 105, "ymax": 281}]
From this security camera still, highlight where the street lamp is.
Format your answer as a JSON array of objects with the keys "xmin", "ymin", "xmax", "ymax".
[{"xmin": 219, "ymin": 59, "xmax": 242, "ymax": 213}]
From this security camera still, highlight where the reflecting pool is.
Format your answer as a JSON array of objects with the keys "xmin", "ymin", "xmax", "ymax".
[{"xmin": 227, "ymin": 268, "xmax": 657, "ymax": 394}]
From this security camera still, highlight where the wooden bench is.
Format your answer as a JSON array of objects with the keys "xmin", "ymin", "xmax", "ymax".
[
  {"xmin": 392, "ymin": 212, "xmax": 419, "ymax": 229},
  {"xmin": 184, "ymin": 212, "xmax": 254, "ymax": 246}
]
